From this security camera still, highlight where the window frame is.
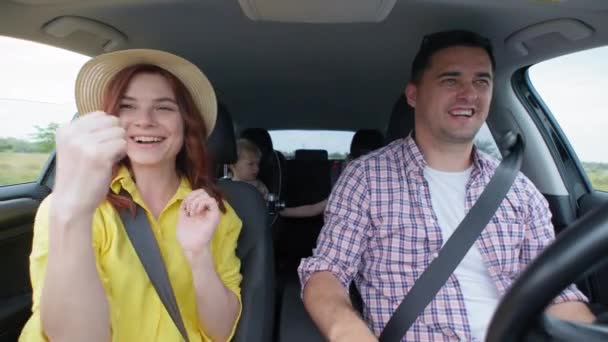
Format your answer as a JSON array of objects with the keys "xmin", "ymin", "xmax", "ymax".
[{"xmin": 514, "ymin": 67, "xmax": 594, "ymax": 200}]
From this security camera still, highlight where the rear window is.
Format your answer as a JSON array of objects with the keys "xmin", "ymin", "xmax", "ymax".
[{"xmin": 269, "ymin": 130, "xmax": 355, "ymax": 160}]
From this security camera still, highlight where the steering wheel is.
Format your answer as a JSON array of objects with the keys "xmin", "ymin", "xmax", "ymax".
[{"xmin": 486, "ymin": 201, "xmax": 608, "ymax": 341}]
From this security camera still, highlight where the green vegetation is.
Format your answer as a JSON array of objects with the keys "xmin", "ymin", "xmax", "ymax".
[
  {"xmin": 328, "ymin": 152, "xmax": 348, "ymax": 160},
  {"xmin": 0, "ymin": 123, "xmax": 58, "ymax": 186},
  {"xmin": 0, "ymin": 152, "xmax": 49, "ymax": 185},
  {"xmin": 582, "ymin": 162, "xmax": 608, "ymax": 192},
  {"xmin": 0, "ymin": 123, "xmax": 59, "ymax": 154}
]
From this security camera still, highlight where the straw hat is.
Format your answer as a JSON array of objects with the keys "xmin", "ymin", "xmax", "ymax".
[{"xmin": 75, "ymin": 49, "xmax": 217, "ymax": 135}]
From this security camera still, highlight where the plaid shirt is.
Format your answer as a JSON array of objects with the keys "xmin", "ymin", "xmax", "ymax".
[{"xmin": 298, "ymin": 135, "xmax": 587, "ymax": 341}]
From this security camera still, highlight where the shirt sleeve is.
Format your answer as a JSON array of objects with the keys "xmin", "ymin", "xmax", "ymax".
[
  {"xmin": 207, "ymin": 201, "xmax": 243, "ymax": 341},
  {"xmin": 298, "ymin": 159, "xmax": 371, "ymax": 295},
  {"xmin": 520, "ymin": 181, "xmax": 588, "ymax": 305}
]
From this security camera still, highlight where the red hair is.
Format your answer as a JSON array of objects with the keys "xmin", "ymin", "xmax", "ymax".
[{"xmin": 102, "ymin": 64, "xmax": 225, "ymax": 213}]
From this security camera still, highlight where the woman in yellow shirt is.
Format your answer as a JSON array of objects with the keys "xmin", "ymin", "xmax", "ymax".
[{"xmin": 20, "ymin": 49, "xmax": 242, "ymax": 341}]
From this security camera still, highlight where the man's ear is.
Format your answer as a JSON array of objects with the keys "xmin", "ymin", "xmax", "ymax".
[{"xmin": 405, "ymin": 83, "xmax": 417, "ymax": 108}]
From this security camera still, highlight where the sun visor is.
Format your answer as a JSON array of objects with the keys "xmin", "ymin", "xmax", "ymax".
[
  {"xmin": 237, "ymin": 0, "xmax": 397, "ymax": 23},
  {"xmin": 505, "ymin": 18, "xmax": 594, "ymax": 56},
  {"xmin": 42, "ymin": 16, "xmax": 127, "ymax": 52}
]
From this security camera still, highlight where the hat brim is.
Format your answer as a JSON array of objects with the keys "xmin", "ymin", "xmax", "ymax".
[{"xmin": 75, "ymin": 49, "xmax": 217, "ymax": 136}]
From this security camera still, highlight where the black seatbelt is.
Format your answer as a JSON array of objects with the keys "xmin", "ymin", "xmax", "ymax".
[
  {"xmin": 119, "ymin": 202, "xmax": 190, "ymax": 342},
  {"xmin": 379, "ymin": 133, "xmax": 524, "ymax": 342}
]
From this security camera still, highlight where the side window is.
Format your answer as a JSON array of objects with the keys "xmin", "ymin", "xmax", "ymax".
[
  {"xmin": 529, "ymin": 46, "xmax": 608, "ymax": 192},
  {"xmin": 0, "ymin": 36, "xmax": 89, "ymax": 186}
]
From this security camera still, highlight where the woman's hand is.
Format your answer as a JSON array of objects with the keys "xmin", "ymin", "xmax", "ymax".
[
  {"xmin": 177, "ymin": 189, "xmax": 221, "ymax": 257},
  {"xmin": 42, "ymin": 111, "xmax": 122, "ymax": 341},
  {"xmin": 53, "ymin": 112, "xmax": 126, "ymax": 218}
]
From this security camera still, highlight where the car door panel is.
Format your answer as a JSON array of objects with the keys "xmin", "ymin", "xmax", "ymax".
[
  {"xmin": 578, "ymin": 191, "xmax": 608, "ymax": 309},
  {"xmin": 0, "ymin": 183, "xmax": 47, "ymax": 341}
]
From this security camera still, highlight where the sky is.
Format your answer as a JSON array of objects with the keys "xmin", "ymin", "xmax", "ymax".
[
  {"xmin": 0, "ymin": 35, "xmax": 606, "ymax": 162},
  {"xmin": 0, "ymin": 36, "xmax": 89, "ymax": 140},
  {"xmin": 269, "ymin": 130, "xmax": 355, "ymax": 155},
  {"xmin": 528, "ymin": 46, "xmax": 608, "ymax": 163}
]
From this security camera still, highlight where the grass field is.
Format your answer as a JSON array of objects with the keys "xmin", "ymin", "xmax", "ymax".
[
  {"xmin": 0, "ymin": 152, "xmax": 50, "ymax": 186},
  {"xmin": 587, "ymin": 170, "xmax": 608, "ymax": 192}
]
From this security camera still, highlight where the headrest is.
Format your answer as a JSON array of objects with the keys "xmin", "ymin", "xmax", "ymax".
[
  {"xmin": 295, "ymin": 149, "xmax": 328, "ymax": 161},
  {"xmin": 240, "ymin": 128, "xmax": 274, "ymax": 156},
  {"xmin": 386, "ymin": 96, "xmax": 415, "ymax": 143},
  {"xmin": 350, "ymin": 129, "xmax": 384, "ymax": 159},
  {"xmin": 207, "ymin": 103, "xmax": 237, "ymax": 165}
]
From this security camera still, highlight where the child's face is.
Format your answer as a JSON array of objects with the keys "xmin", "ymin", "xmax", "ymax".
[{"xmin": 231, "ymin": 151, "xmax": 260, "ymax": 181}]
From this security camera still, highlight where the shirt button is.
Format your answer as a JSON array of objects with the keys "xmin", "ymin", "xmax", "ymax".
[{"xmin": 432, "ymin": 252, "xmax": 439, "ymax": 259}]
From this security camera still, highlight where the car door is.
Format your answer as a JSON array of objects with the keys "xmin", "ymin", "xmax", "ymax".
[
  {"xmin": 0, "ymin": 169, "xmax": 53, "ymax": 341},
  {"xmin": 521, "ymin": 45, "xmax": 608, "ymax": 312}
]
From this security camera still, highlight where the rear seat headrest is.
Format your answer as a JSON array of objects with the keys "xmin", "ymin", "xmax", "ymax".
[
  {"xmin": 350, "ymin": 129, "xmax": 384, "ymax": 159},
  {"xmin": 295, "ymin": 149, "xmax": 328, "ymax": 161},
  {"xmin": 240, "ymin": 128, "xmax": 274, "ymax": 156},
  {"xmin": 386, "ymin": 95, "xmax": 415, "ymax": 143},
  {"xmin": 207, "ymin": 103, "xmax": 237, "ymax": 165}
]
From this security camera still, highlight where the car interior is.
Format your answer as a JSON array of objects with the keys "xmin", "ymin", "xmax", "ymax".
[{"xmin": 1, "ymin": 0, "xmax": 608, "ymax": 341}]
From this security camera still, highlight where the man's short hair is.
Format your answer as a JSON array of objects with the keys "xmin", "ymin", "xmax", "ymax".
[
  {"xmin": 236, "ymin": 138, "xmax": 262, "ymax": 159},
  {"xmin": 410, "ymin": 30, "xmax": 496, "ymax": 83}
]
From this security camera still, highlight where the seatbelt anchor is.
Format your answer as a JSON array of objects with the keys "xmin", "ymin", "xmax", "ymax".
[{"xmin": 499, "ymin": 131, "xmax": 524, "ymax": 158}]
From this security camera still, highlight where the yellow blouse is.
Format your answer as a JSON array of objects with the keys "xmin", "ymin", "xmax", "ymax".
[{"xmin": 19, "ymin": 167, "xmax": 243, "ymax": 341}]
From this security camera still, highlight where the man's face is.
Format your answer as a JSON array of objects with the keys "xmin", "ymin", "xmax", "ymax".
[{"xmin": 405, "ymin": 46, "xmax": 493, "ymax": 145}]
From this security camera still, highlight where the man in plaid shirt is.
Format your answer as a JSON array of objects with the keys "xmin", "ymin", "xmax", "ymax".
[{"xmin": 298, "ymin": 30, "xmax": 595, "ymax": 341}]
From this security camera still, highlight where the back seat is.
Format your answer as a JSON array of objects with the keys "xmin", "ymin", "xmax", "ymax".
[
  {"xmin": 276, "ymin": 150, "xmax": 330, "ymax": 342},
  {"xmin": 275, "ymin": 149, "xmax": 331, "ymax": 272},
  {"xmin": 385, "ymin": 95, "xmax": 415, "ymax": 142},
  {"xmin": 207, "ymin": 106, "xmax": 275, "ymax": 342},
  {"xmin": 288, "ymin": 149, "xmax": 331, "ymax": 205},
  {"xmin": 276, "ymin": 127, "xmax": 391, "ymax": 342},
  {"xmin": 275, "ymin": 130, "xmax": 387, "ymax": 269},
  {"xmin": 350, "ymin": 129, "xmax": 384, "ymax": 159}
]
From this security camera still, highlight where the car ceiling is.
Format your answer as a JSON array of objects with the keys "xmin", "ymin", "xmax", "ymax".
[{"xmin": 1, "ymin": 0, "xmax": 608, "ymax": 132}]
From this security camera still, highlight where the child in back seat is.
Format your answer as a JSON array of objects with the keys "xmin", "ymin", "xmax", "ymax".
[
  {"xmin": 229, "ymin": 138, "xmax": 270, "ymax": 198},
  {"xmin": 230, "ymin": 138, "xmax": 327, "ymax": 218}
]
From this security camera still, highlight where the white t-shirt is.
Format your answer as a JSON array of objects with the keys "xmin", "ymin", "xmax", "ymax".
[{"xmin": 424, "ymin": 166, "xmax": 500, "ymax": 341}]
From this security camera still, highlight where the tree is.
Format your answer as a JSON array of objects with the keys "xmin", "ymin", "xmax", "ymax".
[
  {"xmin": 31, "ymin": 122, "xmax": 60, "ymax": 153},
  {"xmin": 0, "ymin": 138, "xmax": 13, "ymax": 152},
  {"xmin": 329, "ymin": 152, "xmax": 347, "ymax": 160},
  {"xmin": 0, "ymin": 137, "xmax": 36, "ymax": 153}
]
